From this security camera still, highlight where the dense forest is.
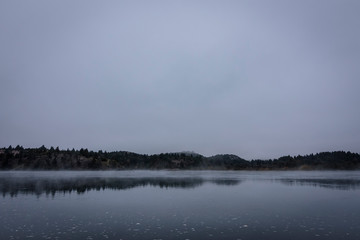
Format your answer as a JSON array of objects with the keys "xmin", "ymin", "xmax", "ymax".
[{"xmin": 0, "ymin": 145, "xmax": 359, "ymax": 170}]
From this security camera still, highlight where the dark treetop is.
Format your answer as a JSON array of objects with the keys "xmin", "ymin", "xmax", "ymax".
[{"xmin": 1, "ymin": 145, "xmax": 359, "ymax": 170}]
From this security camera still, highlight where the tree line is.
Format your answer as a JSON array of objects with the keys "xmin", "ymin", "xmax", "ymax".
[{"xmin": 0, "ymin": 145, "xmax": 359, "ymax": 170}]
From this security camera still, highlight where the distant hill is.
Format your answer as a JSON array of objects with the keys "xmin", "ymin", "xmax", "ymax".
[
  {"xmin": 0, "ymin": 145, "xmax": 359, "ymax": 170},
  {"xmin": 206, "ymin": 154, "xmax": 249, "ymax": 169}
]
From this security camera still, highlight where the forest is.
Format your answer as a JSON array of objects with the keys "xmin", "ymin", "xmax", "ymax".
[{"xmin": 0, "ymin": 145, "xmax": 359, "ymax": 170}]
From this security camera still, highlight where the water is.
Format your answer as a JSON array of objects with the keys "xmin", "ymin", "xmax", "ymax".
[{"xmin": 1, "ymin": 171, "xmax": 360, "ymax": 240}]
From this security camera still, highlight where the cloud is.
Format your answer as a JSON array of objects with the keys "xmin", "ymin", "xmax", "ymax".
[{"xmin": 1, "ymin": 0, "xmax": 360, "ymax": 159}]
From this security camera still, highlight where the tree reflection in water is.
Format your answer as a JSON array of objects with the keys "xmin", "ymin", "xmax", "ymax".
[
  {"xmin": 0, "ymin": 177, "xmax": 208, "ymax": 197},
  {"xmin": 1, "ymin": 171, "xmax": 360, "ymax": 197},
  {"xmin": 279, "ymin": 179, "xmax": 360, "ymax": 190}
]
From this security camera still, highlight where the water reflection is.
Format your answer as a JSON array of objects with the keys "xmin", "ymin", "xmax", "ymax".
[
  {"xmin": 1, "ymin": 171, "xmax": 360, "ymax": 240},
  {"xmin": 211, "ymin": 179, "xmax": 241, "ymax": 186},
  {"xmin": 0, "ymin": 175, "xmax": 246, "ymax": 197},
  {"xmin": 0, "ymin": 177, "xmax": 207, "ymax": 197},
  {"xmin": 1, "ymin": 171, "xmax": 360, "ymax": 197},
  {"xmin": 279, "ymin": 178, "xmax": 360, "ymax": 190}
]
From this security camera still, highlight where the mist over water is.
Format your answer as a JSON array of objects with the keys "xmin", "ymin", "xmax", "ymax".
[
  {"xmin": 1, "ymin": 171, "xmax": 360, "ymax": 239},
  {"xmin": 1, "ymin": 171, "xmax": 360, "ymax": 196}
]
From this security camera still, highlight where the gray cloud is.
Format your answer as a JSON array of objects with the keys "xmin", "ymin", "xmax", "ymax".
[{"xmin": 1, "ymin": 0, "xmax": 360, "ymax": 159}]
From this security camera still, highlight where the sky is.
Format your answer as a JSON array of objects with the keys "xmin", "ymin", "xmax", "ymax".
[{"xmin": 1, "ymin": 0, "xmax": 360, "ymax": 159}]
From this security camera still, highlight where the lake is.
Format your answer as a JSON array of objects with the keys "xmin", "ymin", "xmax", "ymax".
[{"xmin": 1, "ymin": 171, "xmax": 360, "ymax": 240}]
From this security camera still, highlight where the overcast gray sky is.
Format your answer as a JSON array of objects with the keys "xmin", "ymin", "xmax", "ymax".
[{"xmin": 1, "ymin": 0, "xmax": 359, "ymax": 159}]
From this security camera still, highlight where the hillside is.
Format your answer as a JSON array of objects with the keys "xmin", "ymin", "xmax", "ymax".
[{"xmin": 0, "ymin": 146, "xmax": 359, "ymax": 170}]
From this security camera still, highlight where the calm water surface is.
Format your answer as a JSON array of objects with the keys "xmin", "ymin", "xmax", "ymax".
[{"xmin": 1, "ymin": 171, "xmax": 360, "ymax": 240}]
